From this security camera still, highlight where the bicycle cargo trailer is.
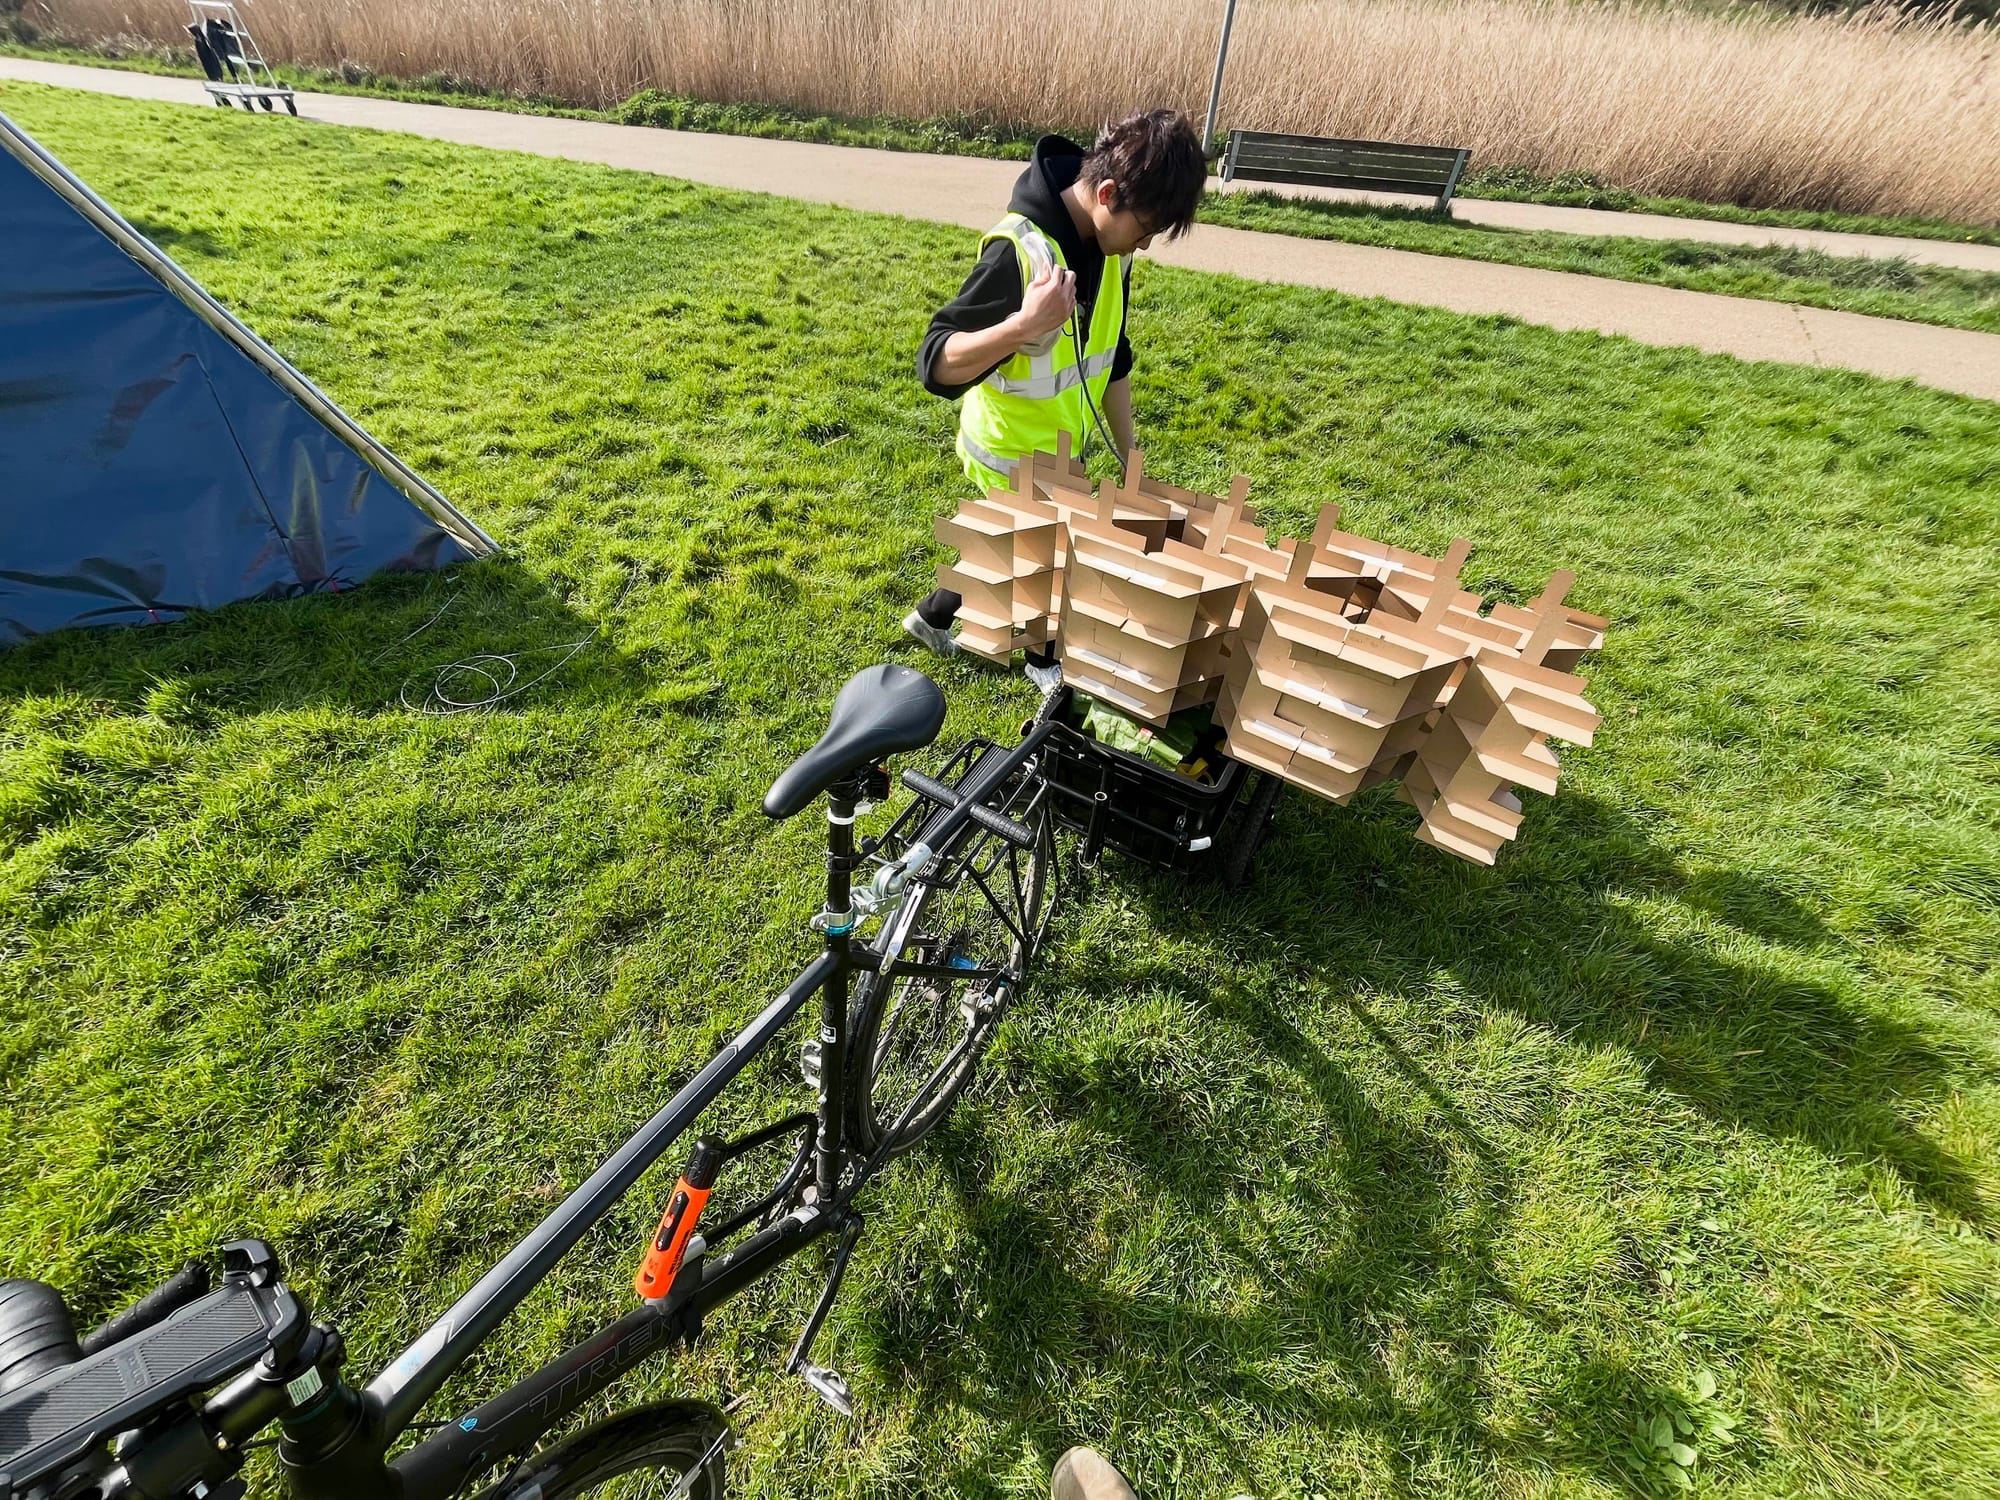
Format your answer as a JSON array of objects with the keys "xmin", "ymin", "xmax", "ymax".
[{"xmin": 1036, "ymin": 686, "xmax": 1281, "ymax": 885}]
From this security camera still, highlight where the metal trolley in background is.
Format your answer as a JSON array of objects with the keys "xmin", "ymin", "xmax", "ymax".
[
  {"xmin": 185, "ymin": 0, "xmax": 296, "ymax": 114},
  {"xmin": 1036, "ymin": 685, "xmax": 1285, "ymax": 888}
]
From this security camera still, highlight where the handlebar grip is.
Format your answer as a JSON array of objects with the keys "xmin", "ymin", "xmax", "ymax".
[
  {"xmin": 80, "ymin": 1259, "xmax": 212, "ymax": 1355},
  {"xmin": 967, "ymin": 801, "xmax": 1037, "ymax": 850},
  {"xmin": 899, "ymin": 768, "xmax": 1036, "ymax": 849},
  {"xmin": 900, "ymin": 768, "xmax": 958, "ymax": 808}
]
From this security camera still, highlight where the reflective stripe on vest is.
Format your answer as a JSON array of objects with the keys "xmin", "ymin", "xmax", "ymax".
[
  {"xmin": 958, "ymin": 431, "xmax": 1020, "ymax": 476},
  {"xmin": 985, "ymin": 347, "xmax": 1119, "ymax": 399}
]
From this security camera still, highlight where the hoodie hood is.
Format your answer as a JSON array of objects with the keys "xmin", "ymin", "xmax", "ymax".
[{"xmin": 1008, "ymin": 135, "xmax": 1092, "ymax": 270}]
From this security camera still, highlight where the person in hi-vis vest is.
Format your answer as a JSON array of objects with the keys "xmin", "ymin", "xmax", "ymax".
[{"xmin": 907, "ymin": 109, "xmax": 1207, "ymax": 657}]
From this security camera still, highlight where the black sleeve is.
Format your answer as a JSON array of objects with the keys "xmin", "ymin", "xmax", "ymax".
[
  {"xmin": 1110, "ymin": 258, "xmax": 1133, "ymax": 382},
  {"xmin": 917, "ymin": 239, "xmax": 1023, "ymax": 400}
]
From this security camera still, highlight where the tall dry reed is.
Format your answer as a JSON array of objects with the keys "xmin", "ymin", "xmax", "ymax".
[{"xmin": 27, "ymin": 0, "xmax": 2000, "ymax": 222}]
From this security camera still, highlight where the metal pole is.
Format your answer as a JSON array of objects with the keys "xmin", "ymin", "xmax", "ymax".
[{"xmin": 1201, "ymin": 0, "xmax": 1239, "ymax": 156}]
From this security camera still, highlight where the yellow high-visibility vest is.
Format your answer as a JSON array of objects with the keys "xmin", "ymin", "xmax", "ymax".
[{"xmin": 956, "ymin": 213, "xmax": 1126, "ymax": 491}]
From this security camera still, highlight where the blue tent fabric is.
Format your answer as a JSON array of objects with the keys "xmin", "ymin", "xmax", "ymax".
[{"xmin": 0, "ymin": 113, "xmax": 489, "ymax": 648}]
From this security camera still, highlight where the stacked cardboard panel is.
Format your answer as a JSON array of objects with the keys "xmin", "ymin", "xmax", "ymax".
[
  {"xmin": 1302, "ymin": 509, "xmax": 1472, "ymax": 617},
  {"xmin": 1096, "ymin": 446, "xmax": 1243, "ymax": 548},
  {"xmin": 1057, "ymin": 490, "xmax": 1251, "ymax": 723},
  {"xmin": 1396, "ymin": 628, "xmax": 1601, "ymax": 864},
  {"xmin": 1288, "ymin": 505, "xmax": 1607, "ymax": 673},
  {"xmin": 1482, "ymin": 577, "xmax": 1609, "ymax": 674},
  {"xmin": 931, "ymin": 445, "xmax": 1605, "ymax": 864},
  {"xmin": 1219, "ymin": 531, "xmax": 1467, "ymax": 801},
  {"xmin": 934, "ymin": 478, "xmax": 1061, "ymax": 664},
  {"xmin": 1185, "ymin": 495, "xmax": 1298, "ymax": 607},
  {"xmin": 1029, "ymin": 441, "xmax": 1190, "ymax": 562}
]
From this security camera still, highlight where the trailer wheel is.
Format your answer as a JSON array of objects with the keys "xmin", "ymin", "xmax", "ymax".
[{"xmin": 1219, "ymin": 772, "xmax": 1283, "ymax": 888}]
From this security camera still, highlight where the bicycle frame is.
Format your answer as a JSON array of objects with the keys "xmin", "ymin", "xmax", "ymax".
[{"xmin": 234, "ymin": 722, "xmax": 1060, "ymax": 1500}]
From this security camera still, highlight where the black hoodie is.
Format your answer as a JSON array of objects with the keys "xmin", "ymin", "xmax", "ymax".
[{"xmin": 916, "ymin": 135, "xmax": 1134, "ymax": 400}]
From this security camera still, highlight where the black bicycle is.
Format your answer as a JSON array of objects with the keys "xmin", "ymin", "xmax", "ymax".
[{"xmin": 0, "ymin": 662, "xmax": 1074, "ymax": 1500}]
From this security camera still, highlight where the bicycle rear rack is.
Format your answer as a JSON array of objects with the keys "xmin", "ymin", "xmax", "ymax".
[{"xmin": 0, "ymin": 1242, "xmax": 306, "ymax": 1492}]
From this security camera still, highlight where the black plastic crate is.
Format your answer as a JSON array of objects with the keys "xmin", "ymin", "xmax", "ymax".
[{"xmin": 1038, "ymin": 686, "xmax": 1275, "ymax": 878}]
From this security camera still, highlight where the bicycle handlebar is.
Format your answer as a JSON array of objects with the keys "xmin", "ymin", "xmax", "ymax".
[
  {"xmin": 897, "ymin": 721, "xmax": 1056, "ymax": 856},
  {"xmin": 899, "ymin": 769, "xmax": 1037, "ymax": 849},
  {"xmin": 79, "ymin": 1260, "xmax": 212, "ymax": 1356}
]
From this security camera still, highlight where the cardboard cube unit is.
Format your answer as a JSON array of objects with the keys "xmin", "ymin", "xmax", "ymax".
[
  {"xmin": 1034, "ymin": 439, "xmax": 1220, "ymax": 564},
  {"xmin": 1302, "ymin": 508, "xmax": 1474, "ymax": 619},
  {"xmin": 929, "ymin": 446, "xmax": 1604, "ymax": 864},
  {"xmin": 1057, "ymin": 498, "xmax": 1249, "ymax": 724},
  {"xmin": 1219, "ymin": 520, "xmax": 1468, "ymax": 802},
  {"xmin": 934, "ymin": 477, "xmax": 1063, "ymax": 664},
  {"xmin": 1092, "ymin": 444, "xmax": 1248, "ymax": 548},
  {"xmin": 1395, "ymin": 566, "xmax": 1609, "ymax": 677},
  {"xmin": 1399, "ymin": 649, "xmax": 1601, "ymax": 864}
]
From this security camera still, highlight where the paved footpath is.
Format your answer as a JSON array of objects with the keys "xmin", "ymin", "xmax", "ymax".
[
  {"xmin": 1215, "ymin": 182, "xmax": 2000, "ymax": 276},
  {"xmin": 6, "ymin": 56, "xmax": 1998, "ymax": 404}
]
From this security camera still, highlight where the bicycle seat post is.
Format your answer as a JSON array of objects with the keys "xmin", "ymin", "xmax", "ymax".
[{"xmin": 810, "ymin": 774, "xmax": 866, "ymax": 1204}]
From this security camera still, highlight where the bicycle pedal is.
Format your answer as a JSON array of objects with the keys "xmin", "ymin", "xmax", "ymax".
[
  {"xmin": 800, "ymin": 1037, "xmax": 822, "ymax": 1088},
  {"xmin": 797, "ymin": 1360, "xmax": 854, "ymax": 1417}
]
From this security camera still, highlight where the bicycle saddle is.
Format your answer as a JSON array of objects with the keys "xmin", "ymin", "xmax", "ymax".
[{"xmin": 763, "ymin": 664, "xmax": 946, "ymax": 819}]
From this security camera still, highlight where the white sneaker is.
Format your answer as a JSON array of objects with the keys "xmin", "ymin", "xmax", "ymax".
[
  {"xmin": 903, "ymin": 609, "xmax": 958, "ymax": 657},
  {"xmin": 1050, "ymin": 1448, "xmax": 1138, "ymax": 1500}
]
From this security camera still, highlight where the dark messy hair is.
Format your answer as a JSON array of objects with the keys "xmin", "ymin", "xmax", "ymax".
[{"xmin": 1078, "ymin": 108, "xmax": 1207, "ymax": 241}]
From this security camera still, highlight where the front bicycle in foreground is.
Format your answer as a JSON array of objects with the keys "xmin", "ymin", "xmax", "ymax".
[{"xmin": 0, "ymin": 663, "xmax": 1060, "ymax": 1500}]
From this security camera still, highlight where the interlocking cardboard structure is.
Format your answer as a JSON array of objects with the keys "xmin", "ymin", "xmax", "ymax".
[{"xmin": 934, "ymin": 444, "xmax": 1606, "ymax": 863}]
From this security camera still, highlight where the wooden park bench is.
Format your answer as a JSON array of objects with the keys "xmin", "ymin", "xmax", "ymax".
[{"xmin": 1219, "ymin": 130, "xmax": 1472, "ymax": 212}]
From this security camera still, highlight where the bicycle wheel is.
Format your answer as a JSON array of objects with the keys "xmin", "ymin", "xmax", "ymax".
[
  {"xmin": 483, "ymin": 1400, "xmax": 728, "ymax": 1499},
  {"xmin": 845, "ymin": 772, "xmax": 1053, "ymax": 1159}
]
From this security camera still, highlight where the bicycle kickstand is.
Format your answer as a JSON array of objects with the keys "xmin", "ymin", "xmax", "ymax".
[{"xmin": 785, "ymin": 1214, "xmax": 864, "ymax": 1416}]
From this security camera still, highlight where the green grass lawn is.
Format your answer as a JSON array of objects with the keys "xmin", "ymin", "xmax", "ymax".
[
  {"xmin": 3, "ymin": 82, "xmax": 1999, "ymax": 1500},
  {"xmin": 1201, "ymin": 192, "xmax": 2000, "ymax": 337}
]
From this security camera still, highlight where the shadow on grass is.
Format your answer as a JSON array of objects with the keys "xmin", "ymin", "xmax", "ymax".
[
  {"xmin": 126, "ymin": 215, "xmax": 232, "ymax": 262},
  {"xmin": 1136, "ymin": 784, "xmax": 1979, "ymax": 1226},
  {"xmin": 1320, "ymin": 788, "xmax": 1979, "ymax": 1226},
  {"xmin": 0, "ymin": 555, "xmax": 653, "ymax": 719},
  {"xmin": 856, "ymin": 970, "xmax": 1576, "ymax": 1495},
  {"xmin": 842, "ymin": 783, "xmax": 1972, "ymax": 1494}
]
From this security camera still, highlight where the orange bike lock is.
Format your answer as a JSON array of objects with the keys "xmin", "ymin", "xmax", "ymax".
[{"xmin": 635, "ymin": 1136, "xmax": 726, "ymax": 1302}]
